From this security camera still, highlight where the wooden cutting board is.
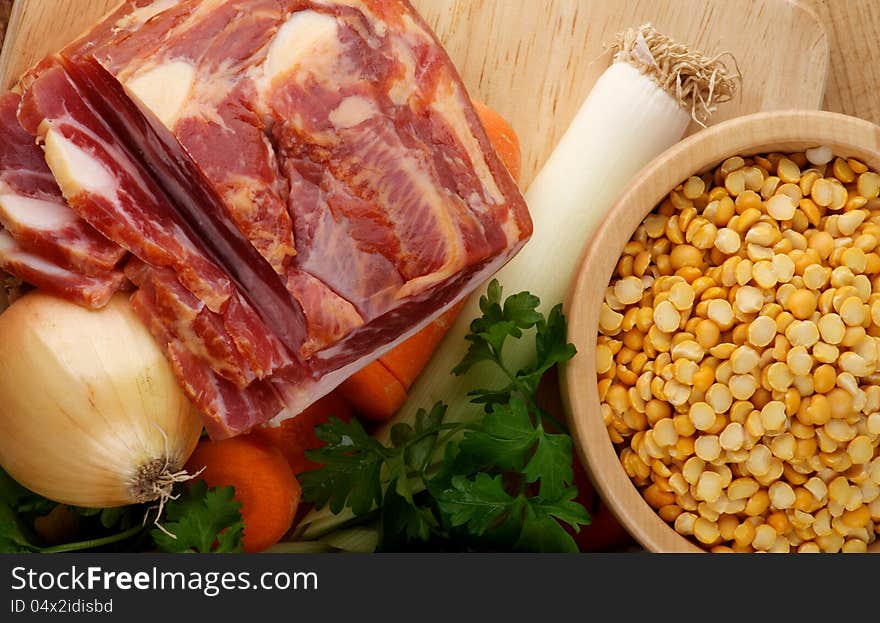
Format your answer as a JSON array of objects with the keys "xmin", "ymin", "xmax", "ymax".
[
  {"xmin": 804, "ymin": 0, "xmax": 880, "ymax": 127},
  {"xmin": 0, "ymin": 0, "xmax": 829, "ymax": 187}
]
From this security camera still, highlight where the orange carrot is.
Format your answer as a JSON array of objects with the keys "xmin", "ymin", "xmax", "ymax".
[
  {"xmin": 340, "ymin": 303, "xmax": 462, "ymax": 420},
  {"xmin": 340, "ymin": 302, "xmax": 464, "ymax": 420},
  {"xmin": 339, "ymin": 359, "xmax": 408, "ymax": 421},
  {"xmin": 185, "ymin": 436, "xmax": 300, "ymax": 553},
  {"xmin": 472, "ymin": 98, "xmax": 522, "ymax": 182},
  {"xmin": 380, "ymin": 300, "xmax": 466, "ymax": 391},
  {"xmin": 255, "ymin": 391, "xmax": 353, "ymax": 475}
]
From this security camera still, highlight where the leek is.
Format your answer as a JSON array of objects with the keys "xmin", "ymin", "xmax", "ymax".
[
  {"xmin": 296, "ymin": 24, "xmax": 740, "ymax": 542},
  {"xmin": 268, "ymin": 525, "xmax": 379, "ymax": 553}
]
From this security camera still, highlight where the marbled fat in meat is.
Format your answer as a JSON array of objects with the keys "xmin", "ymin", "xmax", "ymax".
[
  {"xmin": 13, "ymin": 0, "xmax": 532, "ymax": 437},
  {"xmin": 0, "ymin": 231, "xmax": 126, "ymax": 308},
  {"xmin": 0, "ymin": 92, "xmax": 125, "ymax": 306},
  {"xmin": 20, "ymin": 63, "xmax": 237, "ymax": 313}
]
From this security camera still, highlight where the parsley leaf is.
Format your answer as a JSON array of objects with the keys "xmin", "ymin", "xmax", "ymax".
[
  {"xmin": 0, "ymin": 470, "xmax": 58, "ymax": 553},
  {"xmin": 151, "ymin": 481, "xmax": 243, "ymax": 553},
  {"xmin": 459, "ymin": 397, "xmax": 573, "ymax": 501},
  {"xmin": 466, "ymin": 384, "xmax": 516, "ymax": 411},
  {"xmin": 98, "ymin": 507, "xmax": 130, "ymax": 530},
  {"xmin": 398, "ymin": 403, "xmax": 447, "ymax": 476},
  {"xmin": 515, "ymin": 489, "xmax": 592, "ymax": 553},
  {"xmin": 503, "ymin": 291, "xmax": 543, "ymax": 330},
  {"xmin": 73, "ymin": 506, "xmax": 136, "ymax": 531},
  {"xmin": 516, "ymin": 304, "xmax": 577, "ymax": 395},
  {"xmin": 0, "ymin": 503, "xmax": 38, "ymax": 553},
  {"xmin": 536, "ymin": 304, "xmax": 576, "ymax": 367},
  {"xmin": 515, "ymin": 510, "xmax": 579, "ymax": 553},
  {"xmin": 522, "ymin": 424, "xmax": 573, "ymax": 501},
  {"xmin": 453, "ymin": 334, "xmax": 496, "ymax": 376},
  {"xmin": 458, "ymin": 396, "xmax": 536, "ymax": 471},
  {"xmin": 453, "ymin": 286, "xmax": 543, "ymax": 376},
  {"xmin": 434, "ymin": 474, "xmax": 517, "ymax": 536},
  {"xmin": 381, "ymin": 484, "xmax": 437, "ymax": 546},
  {"xmin": 301, "ymin": 417, "xmax": 387, "ymax": 516},
  {"xmin": 530, "ymin": 486, "xmax": 593, "ymax": 532},
  {"xmin": 302, "ymin": 280, "xmax": 590, "ymax": 552},
  {"xmin": 0, "ymin": 469, "xmax": 55, "ymax": 516},
  {"xmin": 434, "ymin": 480, "xmax": 590, "ymax": 553},
  {"xmin": 0, "ymin": 469, "xmax": 246, "ymax": 554}
]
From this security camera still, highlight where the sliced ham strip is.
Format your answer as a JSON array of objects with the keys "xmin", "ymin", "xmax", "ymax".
[
  {"xmin": 19, "ymin": 62, "xmax": 236, "ymax": 314},
  {"xmin": 0, "ymin": 231, "xmax": 125, "ymax": 308},
  {"xmin": 62, "ymin": 54, "xmax": 310, "ymax": 361},
  {"xmin": 0, "ymin": 92, "xmax": 126, "ymax": 279},
  {"xmin": 129, "ymin": 281, "xmax": 287, "ymax": 438}
]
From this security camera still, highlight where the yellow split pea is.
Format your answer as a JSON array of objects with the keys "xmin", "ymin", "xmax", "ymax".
[{"xmin": 596, "ymin": 149, "xmax": 880, "ymax": 553}]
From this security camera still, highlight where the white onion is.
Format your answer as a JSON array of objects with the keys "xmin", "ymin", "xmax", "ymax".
[{"xmin": 0, "ymin": 291, "xmax": 203, "ymax": 507}]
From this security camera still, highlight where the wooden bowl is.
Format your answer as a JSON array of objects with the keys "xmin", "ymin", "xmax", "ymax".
[{"xmin": 562, "ymin": 110, "xmax": 880, "ymax": 553}]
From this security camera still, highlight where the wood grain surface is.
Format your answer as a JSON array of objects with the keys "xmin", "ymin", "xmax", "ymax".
[
  {"xmin": 803, "ymin": 0, "xmax": 880, "ymax": 125},
  {"xmin": 0, "ymin": 0, "xmax": 829, "ymax": 187},
  {"xmin": 0, "ymin": 0, "xmax": 11, "ymax": 46}
]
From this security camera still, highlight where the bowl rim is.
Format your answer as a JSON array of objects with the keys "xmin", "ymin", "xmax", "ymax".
[{"xmin": 561, "ymin": 109, "xmax": 880, "ymax": 553}]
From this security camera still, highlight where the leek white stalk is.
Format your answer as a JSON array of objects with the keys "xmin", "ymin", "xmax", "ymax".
[
  {"xmin": 267, "ymin": 525, "xmax": 379, "ymax": 554},
  {"xmin": 0, "ymin": 291, "xmax": 204, "ymax": 508},
  {"xmin": 297, "ymin": 25, "xmax": 739, "ymax": 540}
]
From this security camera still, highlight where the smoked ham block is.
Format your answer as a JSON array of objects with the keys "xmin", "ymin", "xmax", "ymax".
[{"xmin": 9, "ymin": 0, "xmax": 532, "ymax": 438}]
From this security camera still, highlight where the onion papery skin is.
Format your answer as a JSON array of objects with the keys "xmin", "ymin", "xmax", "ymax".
[{"xmin": 0, "ymin": 291, "xmax": 203, "ymax": 507}]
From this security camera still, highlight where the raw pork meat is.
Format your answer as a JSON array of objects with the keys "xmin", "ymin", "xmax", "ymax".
[
  {"xmin": 0, "ymin": 92, "xmax": 125, "ymax": 307},
  {"xmin": 13, "ymin": 0, "xmax": 532, "ymax": 438}
]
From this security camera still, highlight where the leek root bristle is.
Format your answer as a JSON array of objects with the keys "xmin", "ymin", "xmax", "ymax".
[{"xmin": 611, "ymin": 23, "xmax": 741, "ymax": 126}]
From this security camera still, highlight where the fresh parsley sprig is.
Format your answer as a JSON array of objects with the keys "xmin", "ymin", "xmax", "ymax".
[
  {"xmin": 151, "ymin": 481, "xmax": 244, "ymax": 553},
  {"xmin": 300, "ymin": 280, "xmax": 590, "ymax": 552},
  {"xmin": 0, "ymin": 467, "xmax": 245, "ymax": 554}
]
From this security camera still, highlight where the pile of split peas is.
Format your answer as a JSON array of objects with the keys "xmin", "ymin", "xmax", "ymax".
[{"xmin": 597, "ymin": 146, "xmax": 880, "ymax": 553}]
